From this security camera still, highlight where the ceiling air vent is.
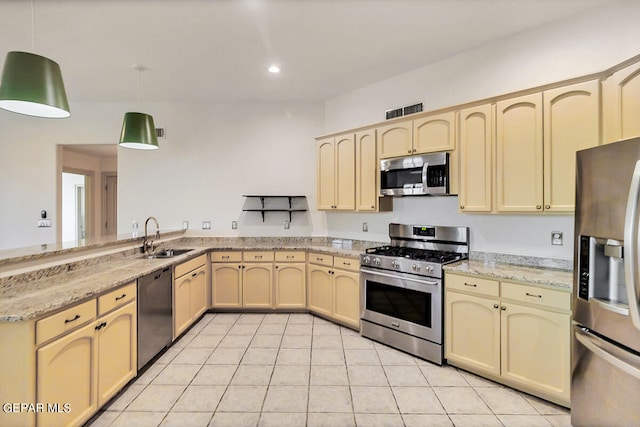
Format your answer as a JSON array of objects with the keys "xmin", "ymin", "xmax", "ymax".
[
  {"xmin": 155, "ymin": 128, "xmax": 166, "ymax": 139},
  {"xmin": 385, "ymin": 102, "xmax": 424, "ymax": 120}
]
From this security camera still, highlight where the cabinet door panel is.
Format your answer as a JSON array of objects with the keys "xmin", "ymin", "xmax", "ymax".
[
  {"xmin": 496, "ymin": 93, "xmax": 543, "ymax": 212},
  {"xmin": 212, "ymin": 264, "xmax": 243, "ymax": 308},
  {"xmin": 174, "ymin": 274, "xmax": 192, "ymax": 338},
  {"xmin": 317, "ymin": 138, "xmax": 336, "ymax": 210},
  {"xmin": 37, "ymin": 322, "xmax": 97, "ymax": 427},
  {"xmin": 243, "ymin": 264, "xmax": 273, "ymax": 308},
  {"xmin": 377, "ymin": 121, "xmax": 413, "ymax": 158},
  {"xmin": 275, "ymin": 263, "xmax": 306, "ymax": 308},
  {"xmin": 501, "ymin": 303, "xmax": 570, "ymax": 401},
  {"xmin": 459, "ymin": 104, "xmax": 493, "ymax": 212},
  {"xmin": 97, "ymin": 302, "xmax": 136, "ymax": 407},
  {"xmin": 413, "ymin": 111, "xmax": 456, "ymax": 153},
  {"xmin": 355, "ymin": 129, "xmax": 378, "ymax": 211},
  {"xmin": 333, "ymin": 270, "xmax": 360, "ymax": 329},
  {"xmin": 603, "ymin": 62, "xmax": 640, "ymax": 143},
  {"xmin": 445, "ymin": 291, "xmax": 500, "ymax": 376},
  {"xmin": 543, "ymin": 80, "xmax": 600, "ymax": 212},
  {"xmin": 335, "ymin": 135, "xmax": 356, "ymax": 210},
  {"xmin": 190, "ymin": 267, "xmax": 208, "ymax": 319},
  {"xmin": 308, "ymin": 265, "xmax": 332, "ymax": 317}
]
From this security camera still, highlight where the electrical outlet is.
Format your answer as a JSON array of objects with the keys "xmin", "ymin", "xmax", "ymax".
[
  {"xmin": 202, "ymin": 221, "xmax": 211, "ymax": 230},
  {"xmin": 284, "ymin": 221, "xmax": 290, "ymax": 230},
  {"xmin": 232, "ymin": 221, "xmax": 237, "ymax": 230},
  {"xmin": 362, "ymin": 222, "xmax": 368, "ymax": 232},
  {"xmin": 182, "ymin": 221, "xmax": 189, "ymax": 230},
  {"xmin": 551, "ymin": 231, "xmax": 563, "ymax": 246}
]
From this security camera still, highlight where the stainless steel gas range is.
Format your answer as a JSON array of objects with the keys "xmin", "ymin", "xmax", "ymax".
[{"xmin": 360, "ymin": 223, "xmax": 469, "ymax": 365}]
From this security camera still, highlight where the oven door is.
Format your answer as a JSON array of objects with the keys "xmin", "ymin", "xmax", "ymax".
[{"xmin": 360, "ymin": 267, "xmax": 441, "ymax": 344}]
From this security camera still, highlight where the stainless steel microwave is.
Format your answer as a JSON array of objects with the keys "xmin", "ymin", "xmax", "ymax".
[{"xmin": 380, "ymin": 152, "xmax": 451, "ymax": 196}]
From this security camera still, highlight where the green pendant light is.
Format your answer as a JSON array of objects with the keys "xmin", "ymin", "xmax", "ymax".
[
  {"xmin": 119, "ymin": 112, "xmax": 159, "ymax": 150},
  {"xmin": 0, "ymin": 0, "xmax": 70, "ymax": 118},
  {"xmin": 119, "ymin": 65, "xmax": 159, "ymax": 150}
]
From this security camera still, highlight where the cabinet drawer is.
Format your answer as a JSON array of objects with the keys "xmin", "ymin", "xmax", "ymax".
[
  {"xmin": 334, "ymin": 256, "xmax": 359, "ymax": 272},
  {"xmin": 175, "ymin": 254, "xmax": 207, "ymax": 278},
  {"xmin": 98, "ymin": 282, "xmax": 136, "ymax": 316},
  {"xmin": 243, "ymin": 251, "xmax": 274, "ymax": 262},
  {"xmin": 211, "ymin": 251, "xmax": 242, "ymax": 263},
  {"xmin": 275, "ymin": 251, "xmax": 306, "ymax": 262},
  {"xmin": 309, "ymin": 252, "xmax": 333, "ymax": 267},
  {"xmin": 501, "ymin": 281, "xmax": 571, "ymax": 311},
  {"xmin": 36, "ymin": 299, "xmax": 97, "ymax": 345},
  {"xmin": 446, "ymin": 273, "xmax": 499, "ymax": 297}
]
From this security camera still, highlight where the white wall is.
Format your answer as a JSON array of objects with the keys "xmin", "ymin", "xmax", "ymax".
[{"xmin": 323, "ymin": 1, "xmax": 640, "ymax": 260}]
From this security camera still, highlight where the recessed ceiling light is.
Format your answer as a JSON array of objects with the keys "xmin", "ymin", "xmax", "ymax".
[{"xmin": 268, "ymin": 65, "xmax": 280, "ymax": 74}]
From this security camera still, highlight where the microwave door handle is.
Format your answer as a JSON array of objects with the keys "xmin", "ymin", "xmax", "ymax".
[
  {"xmin": 422, "ymin": 161, "xmax": 429, "ymax": 187},
  {"xmin": 624, "ymin": 159, "xmax": 640, "ymax": 330}
]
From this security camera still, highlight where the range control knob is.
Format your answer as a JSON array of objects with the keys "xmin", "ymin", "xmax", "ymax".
[
  {"xmin": 425, "ymin": 265, "xmax": 434, "ymax": 274},
  {"xmin": 392, "ymin": 260, "xmax": 400, "ymax": 269},
  {"xmin": 412, "ymin": 264, "xmax": 421, "ymax": 272},
  {"xmin": 373, "ymin": 258, "xmax": 381, "ymax": 266},
  {"xmin": 363, "ymin": 256, "xmax": 371, "ymax": 265}
]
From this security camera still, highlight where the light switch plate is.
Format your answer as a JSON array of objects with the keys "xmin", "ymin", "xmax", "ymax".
[
  {"xmin": 232, "ymin": 221, "xmax": 237, "ymax": 230},
  {"xmin": 284, "ymin": 221, "xmax": 290, "ymax": 229},
  {"xmin": 182, "ymin": 221, "xmax": 189, "ymax": 230},
  {"xmin": 202, "ymin": 221, "xmax": 211, "ymax": 230},
  {"xmin": 551, "ymin": 231, "xmax": 563, "ymax": 246},
  {"xmin": 362, "ymin": 222, "xmax": 368, "ymax": 232}
]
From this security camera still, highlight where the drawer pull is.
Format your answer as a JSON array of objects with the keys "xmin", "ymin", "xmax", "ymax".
[
  {"xmin": 286, "ymin": 255, "xmax": 294, "ymax": 259},
  {"xmin": 192, "ymin": 272, "xmax": 197, "ymax": 277},
  {"xmin": 391, "ymin": 322, "xmax": 400, "ymax": 328},
  {"xmin": 255, "ymin": 255, "xmax": 263, "ymax": 259},
  {"xmin": 94, "ymin": 321, "xmax": 107, "ymax": 331},
  {"xmin": 222, "ymin": 255, "xmax": 229, "ymax": 259},
  {"xmin": 115, "ymin": 293, "xmax": 127, "ymax": 301},
  {"xmin": 526, "ymin": 292, "xmax": 542, "ymax": 299},
  {"xmin": 64, "ymin": 314, "xmax": 81, "ymax": 324},
  {"xmin": 316, "ymin": 258, "xmax": 323, "ymax": 261},
  {"xmin": 343, "ymin": 262, "xmax": 351, "ymax": 266},
  {"xmin": 464, "ymin": 282, "xmax": 477, "ymax": 287}
]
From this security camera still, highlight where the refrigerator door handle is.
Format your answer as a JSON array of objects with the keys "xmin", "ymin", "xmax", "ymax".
[
  {"xmin": 575, "ymin": 327, "xmax": 640, "ymax": 380},
  {"xmin": 624, "ymin": 159, "xmax": 640, "ymax": 330}
]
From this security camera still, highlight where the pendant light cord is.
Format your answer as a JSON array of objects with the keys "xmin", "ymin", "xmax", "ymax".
[{"xmin": 31, "ymin": 0, "xmax": 35, "ymax": 51}]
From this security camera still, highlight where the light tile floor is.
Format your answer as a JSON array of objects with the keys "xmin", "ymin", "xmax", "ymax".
[{"xmin": 89, "ymin": 313, "xmax": 572, "ymax": 427}]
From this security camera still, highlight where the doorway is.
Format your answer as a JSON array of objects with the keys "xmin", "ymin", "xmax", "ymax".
[{"xmin": 62, "ymin": 171, "xmax": 90, "ymax": 242}]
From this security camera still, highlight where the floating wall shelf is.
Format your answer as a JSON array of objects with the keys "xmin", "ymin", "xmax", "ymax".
[{"xmin": 242, "ymin": 195, "xmax": 307, "ymax": 222}]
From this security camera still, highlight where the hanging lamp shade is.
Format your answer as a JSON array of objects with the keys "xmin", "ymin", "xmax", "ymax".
[
  {"xmin": 0, "ymin": 51, "xmax": 70, "ymax": 118},
  {"xmin": 119, "ymin": 112, "xmax": 159, "ymax": 150}
]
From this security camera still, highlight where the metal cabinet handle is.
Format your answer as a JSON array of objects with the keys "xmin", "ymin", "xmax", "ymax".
[
  {"xmin": 222, "ymin": 255, "xmax": 229, "ymax": 259},
  {"xmin": 464, "ymin": 282, "xmax": 477, "ymax": 287},
  {"xmin": 255, "ymin": 255, "xmax": 263, "ymax": 259},
  {"xmin": 192, "ymin": 272, "xmax": 197, "ymax": 277},
  {"xmin": 545, "ymin": 205, "xmax": 551, "ymax": 209},
  {"xmin": 94, "ymin": 321, "xmax": 107, "ymax": 331},
  {"xmin": 460, "ymin": 205, "xmax": 465, "ymax": 209},
  {"xmin": 536, "ymin": 205, "xmax": 542, "ymax": 210},
  {"xmin": 525, "ymin": 292, "xmax": 542, "ymax": 299},
  {"xmin": 286, "ymin": 255, "xmax": 294, "ymax": 259},
  {"xmin": 343, "ymin": 262, "xmax": 351, "ymax": 266},
  {"xmin": 501, "ymin": 306, "xmax": 507, "ymax": 310},
  {"xmin": 64, "ymin": 314, "xmax": 80, "ymax": 324},
  {"xmin": 493, "ymin": 304, "xmax": 499, "ymax": 309},
  {"xmin": 115, "ymin": 293, "xmax": 127, "ymax": 301}
]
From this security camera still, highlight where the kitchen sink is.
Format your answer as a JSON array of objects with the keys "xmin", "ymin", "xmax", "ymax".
[{"xmin": 142, "ymin": 248, "xmax": 193, "ymax": 259}]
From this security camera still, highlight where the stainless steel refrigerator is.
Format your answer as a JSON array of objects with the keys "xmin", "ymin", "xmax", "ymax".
[{"xmin": 573, "ymin": 137, "xmax": 640, "ymax": 426}]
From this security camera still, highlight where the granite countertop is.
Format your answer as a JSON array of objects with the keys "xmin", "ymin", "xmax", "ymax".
[
  {"xmin": 0, "ymin": 240, "xmax": 367, "ymax": 322},
  {"xmin": 444, "ymin": 259, "xmax": 573, "ymax": 291}
]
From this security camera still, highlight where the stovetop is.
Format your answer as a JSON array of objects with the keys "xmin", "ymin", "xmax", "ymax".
[{"xmin": 360, "ymin": 224, "xmax": 469, "ymax": 278}]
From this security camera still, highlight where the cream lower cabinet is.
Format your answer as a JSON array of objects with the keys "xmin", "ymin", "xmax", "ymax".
[
  {"xmin": 211, "ymin": 251, "xmax": 243, "ymax": 308},
  {"xmin": 274, "ymin": 251, "xmax": 306, "ymax": 309},
  {"xmin": 36, "ymin": 284, "xmax": 137, "ymax": 427},
  {"xmin": 174, "ymin": 254, "xmax": 208, "ymax": 338},
  {"xmin": 445, "ymin": 272, "xmax": 571, "ymax": 407},
  {"xmin": 242, "ymin": 251, "xmax": 274, "ymax": 308},
  {"xmin": 307, "ymin": 253, "xmax": 360, "ymax": 329}
]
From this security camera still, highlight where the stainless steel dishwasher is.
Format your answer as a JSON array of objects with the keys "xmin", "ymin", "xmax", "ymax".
[{"xmin": 137, "ymin": 266, "xmax": 172, "ymax": 370}]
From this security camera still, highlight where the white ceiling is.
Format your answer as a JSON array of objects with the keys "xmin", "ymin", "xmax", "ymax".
[{"xmin": 0, "ymin": 0, "xmax": 616, "ymax": 104}]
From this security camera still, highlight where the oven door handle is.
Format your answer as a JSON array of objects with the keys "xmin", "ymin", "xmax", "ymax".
[{"xmin": 360, "ymin": 267, "xmax": 438, "ymax": 286}]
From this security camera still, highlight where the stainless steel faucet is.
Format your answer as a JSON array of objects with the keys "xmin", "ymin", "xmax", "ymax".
[{"xmin": 143, "ymin": 216, "xmax": 160, "ymax": 253}]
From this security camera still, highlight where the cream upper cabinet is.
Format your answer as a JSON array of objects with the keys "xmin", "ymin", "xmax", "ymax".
[
  {"xmin": 355, "ymin": 128, "xmax": 379, "ymax": 211},
  {"xmin": 377, "ymin": 112, "xmax": 456, "ymax": 159},
  {"xmin": 413, "ymin": 111, "xmax": 456, "ymax": 153},
  {"xmin": 458, "ymin": 104, "xmax": 494, "ymax": 212},
  {"xmin": 603, "ymin": 61, "xmax": 640, "ymax": 143},
  {"xmin": 317, "ymin": 134, "xmax": 355, "ymax": 210},
  {"xmin": 496, "ymin": 93, "xmax": 544, "ymax": 212},
  {"xmin": 543, "ymin": 80, "xmax": 600, "ymax": 212},
  {"xmin": 377, "ymin": 120, "xmax": 413, "ymax": 158}
]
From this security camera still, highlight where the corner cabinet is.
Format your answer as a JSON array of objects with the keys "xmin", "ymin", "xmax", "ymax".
[
  {"xmin": 307, "ymin": 252, "xmax": 360, "ymax": 329},
  {"xmin": 603, "ymin": 61, "xmax": 640, "ymax": 143},
  {"xmin": 445, "ymin": 272, "xmax": 571, "ymax": 407},
  {"xmin": 317, "ymin": 134, "xmax": 355, "ymax": 210}
]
